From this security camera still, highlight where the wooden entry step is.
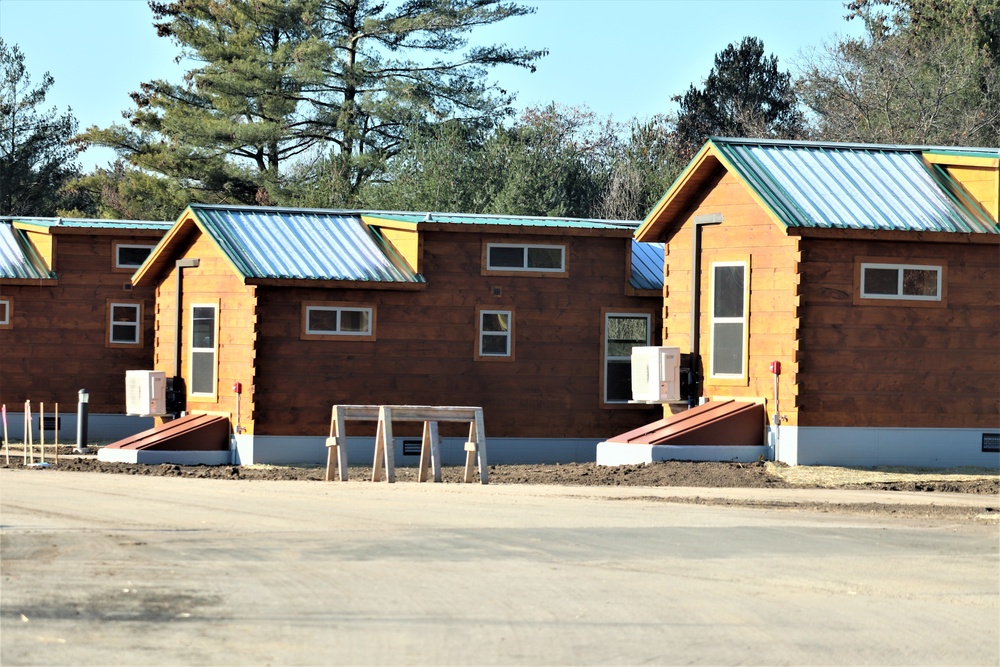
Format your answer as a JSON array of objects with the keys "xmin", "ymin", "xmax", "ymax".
[{"xmin": 325, "ymin": 405, "xmax": 488, "ymax": 484}]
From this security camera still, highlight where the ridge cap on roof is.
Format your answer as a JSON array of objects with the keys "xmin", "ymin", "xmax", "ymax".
[
  {"xmin": 188, "ymin": 203, "xmax": 636, "ymax": 227},
  {"xmin": 2, "ymin": 215, "xmax": 170, "ymax": 225},
  {"xmin": 710, "ymin": 136, "xmax": 998, "ymax": 154}
]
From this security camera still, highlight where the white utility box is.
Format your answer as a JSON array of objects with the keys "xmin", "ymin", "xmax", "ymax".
[
  {"xmin": 630, "ymin": 346, "xmax": 681, "ymax": 403},
  {"xmin": 126, "ymin": 370, "xmax": 167, "ymax": 416}
]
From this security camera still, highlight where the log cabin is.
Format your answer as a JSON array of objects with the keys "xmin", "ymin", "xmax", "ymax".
[
  {"xmin": 131, "ymin": 205, "xmax": 665, "ymax": 464},
  {"xmin": 0, "ymin": 217, "xmax": 172, "ymax": 440},
  {"xmin": 613, "ymin": 138, "xmax": 999, "ymax": 468}
]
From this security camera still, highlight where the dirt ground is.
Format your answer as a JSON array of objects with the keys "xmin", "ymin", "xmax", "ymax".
[
  {"xmin": 4, "ymin": 452, "xmax": 993, "ymax": 492},
  {"xmin": 2, "ymin": 449, "xmax": 997, "ymax": 522}
]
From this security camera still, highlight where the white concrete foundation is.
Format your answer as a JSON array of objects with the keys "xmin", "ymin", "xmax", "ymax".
[
  {"xmin": 97, "ymin": 447, "xmax": 232, "ymax": 466},
  {"xmin": 595, "ymin": 442, "xmax": 767, "ymax": 466},
  {"xmin": 3, "ymin": 412, "xmax": 155, "ymax": 445},
  {"xmin": 231, "ymin": 434, "xmax": 605, "ymax": 466},
  {"xmin": 775, "ymin": 426, "xmax": 1000, "ymax": 468}
]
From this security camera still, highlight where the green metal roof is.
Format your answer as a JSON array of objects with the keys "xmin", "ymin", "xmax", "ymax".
[
  {"xmin": 4, "ymin": 216, "xmax": 173, "ymax": 231},
  {"xmin": 362, "ymin": 211, "xmax": 636, "ymax": 231},
  {"xmin": 0, "ymin": 223, "xmax": 55, "ymax": 280},
  {"xmin": 188, "ymin": 205, "xmax": 423, "ymax": 283},
  {"xmin": 710, "ymin": 138, "xmax": 999, "ymax": 235}
]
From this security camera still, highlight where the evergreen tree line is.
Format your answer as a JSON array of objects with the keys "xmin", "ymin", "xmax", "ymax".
[{"xmin": 2, "ymin": 0, "xmax": 997, "ymax": 221}]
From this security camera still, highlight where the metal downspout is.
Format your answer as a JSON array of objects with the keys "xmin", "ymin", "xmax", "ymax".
[
  {"xmin": 689, "ymin": 214, "xmax": 723, "ymax": 408},
  {"xmin": 173, "ymin": 259, "xmax": 200, "ymax": 414}
]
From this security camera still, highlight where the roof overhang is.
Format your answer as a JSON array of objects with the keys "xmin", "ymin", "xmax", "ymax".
[
  {"xmin": 635, "ymin": 139, "xmax": 789, "ymax": 243},
  {"xmin": 922, "ymin": 151, "xmax": 1000, "ymax": 168},
  {"xmin": 131, "ymin": 208, "xmax": 204, "ymax": 288},
  {"xmin": 786, "ymin": 227, "xmax": 1000, "ymax": 244},
  {"xmin": 12, "ymin": 221, "xmax": 169, "ymax": 237},
  {"xmin": 246, "ymin": 278, "xmax": 428, "ymax": 290}
]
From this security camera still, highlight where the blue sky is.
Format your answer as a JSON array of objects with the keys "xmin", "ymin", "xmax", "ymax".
[{"xmin": 1, "ymin": 0, "xmax": 864, "ymax": 171}]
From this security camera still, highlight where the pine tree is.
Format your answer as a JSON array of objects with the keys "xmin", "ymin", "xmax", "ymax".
[
  {"xmin": 672, "ymin": 37, "xmax": 805, "ymax": 162},
  {"xmin": 0, "ymin": 39, "xmax": 86, "ymax": 216},
  {"xmin": 79, "ymin": 0, "xmax": 545, "ymax": 206}
]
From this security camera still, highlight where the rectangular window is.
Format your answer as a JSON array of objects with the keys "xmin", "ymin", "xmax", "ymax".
[
  {"xmin": 302, "ymin": 303, "xmax": 375, "ymax": 341},
  {"xmin": 109, "ymin": 302, "xmax": 141, "ymax": 345},
  {"xmin": 477, "ymin": 308, "xmax": 513, "ymax": 359},
  {"xmin": 485, "ymin": 243, "xmax": 565, "ymax": 273},
  {"xmin": 604, "ymin": 313, "xmax": 651, "ymax": 403},
  {"xmin": 114, "ymin": 242, "xmax": 156, "ymax": 270},
  {"xmin": 710, "ymin": 261, "xmax": 748, "ymax": 379},
  {"xmin": 0, "ymin": 298, "xmax": 10, "ymax": 329},
  {"xmin": 190, "ymin": 304, "xmax": 218, "ymax": 397},
  {"xmin": 860, "ymin": 263, "xmax": 942, "ymax": 301}
]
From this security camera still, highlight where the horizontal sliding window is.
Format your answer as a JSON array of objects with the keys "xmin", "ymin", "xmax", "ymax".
[
  {"xmin": 114, "ymin": 242, "xmax": 156, "ymax": 270},
  {"xmin": 302, "ymin": 303, "xmax": 375, "ymax": 341},
  {"xmin": 860, "ymin": 263, "xmax": 942, "ymax": 301},
  {"xmin": 486, "ymin": 243, "xmax": 565, "ymax": 273}
]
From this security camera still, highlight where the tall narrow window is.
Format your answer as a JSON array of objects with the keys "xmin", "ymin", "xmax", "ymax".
[
  {"xmin": 604, "ymin": 313, "xmax": 650, "ymax": 403},
  {"xmin": 190, "ymin": 304, "xmax": 218, "ymax": 397},
  {"xmin": 477, "ymin": 309, "xmax": 513, "ymax": 359},
  {"xmin": 710, "ymin": 261, "xmax": 748, "ymax": 379},
  {"xmin": 0, "ymin": 297, "xmax": 10, "ymax": 329},
  {"xmin": 109, "ymin": 302, "xmax": 141, "ymax": 345}
]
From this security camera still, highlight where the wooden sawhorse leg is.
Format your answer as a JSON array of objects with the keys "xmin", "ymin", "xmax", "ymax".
[
  {"xmin": 463, "ymin": 409, "xmax": 489, "ymax": 484},
  {"xmin": 417, "ymin": 420, "xmax": 442, "ymax": 482},
  {"xmin": 372, "ymin": 405, "xmax": 396, "ymax": 483},
  {"xmin": 325, "ymin": 405, "xmax": 349, "ymax": 481}
]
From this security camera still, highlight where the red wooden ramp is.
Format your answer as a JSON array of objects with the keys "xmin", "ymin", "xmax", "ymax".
[
  {"xmin": 103, "ymin": 414, "xmax": 231, "ymax": 451},
  {"xmin": 607, "ymin": 400, "xmax": 765, "ymax": 447}
]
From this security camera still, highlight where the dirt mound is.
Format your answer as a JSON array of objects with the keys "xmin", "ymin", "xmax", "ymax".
[{"xmin": 6, "ymin": 456, "xmax": 998, "ymax": 495}]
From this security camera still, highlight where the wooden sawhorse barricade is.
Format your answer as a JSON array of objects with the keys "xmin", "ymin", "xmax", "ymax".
[{"xmin": 325, "ymin": 405, "xmax": 488, "ymax": 484}]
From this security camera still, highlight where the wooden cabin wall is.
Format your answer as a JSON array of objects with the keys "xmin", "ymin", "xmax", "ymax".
[
  {"xmin": 1, "ymin": 233, "xmax": 159, "ymax": 413},
  {"xmin": 796, "ymin": 238, "xmax": 999, "ymax": 428},
  {"xmin": 661, "ymin": 169, "xmax": 801, "ymax": 422},
  {"xmin": 251, "ymin": 231, "xmax": 661, "ymax": 439},
  {"xmin": 152, "ymin": 233, "xmax": 258, "ymax": 431}
]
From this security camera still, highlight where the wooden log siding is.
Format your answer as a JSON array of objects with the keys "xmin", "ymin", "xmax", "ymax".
[
  {"xmin": 796, "ymin": 239, "xmax": 999, "ymax": 428},
  {"xmin": 249, "ymin": 230, "xmax": 660, "ymax": 438},
  {"xmin": 152, "ymin": 233, "xmax": 258, "ymax": 432},
  {"xmin": 1, "ymin": 233, "xmax": 159, "ymax": 413},
  {"xmin": 660, "ymin": 169, "xmax": 801, "ymax": 423}
]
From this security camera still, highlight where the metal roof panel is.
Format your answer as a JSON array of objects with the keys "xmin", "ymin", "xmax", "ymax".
[
  {"xmin": 0, "ymin": 223, "xmax": 54, "ymax": 280},
  {"xmin": 363, "ymin": 211, "xmax": 634, "ymax": 230},
  {"xmin": 713, "ymin": 140, "xmax": 998, "ymax": 234},
  {"xmin": 629, "ymin": 240, "xmax": 664, "ymax": 291},
  {"xmin": 189, "ymin": 206, "xmax": 423, "ymax": 283},
  {"xmin": 2, "ymin": 216, "xmax": 172, "ymax": 231}
]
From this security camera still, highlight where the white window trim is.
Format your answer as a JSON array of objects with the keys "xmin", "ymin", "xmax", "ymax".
[
  {"xmin": 189, "ymin": 302, "xmax": 218, "ymax": 398},
  {"xmin": 114, "ymin": 242, "xmax": 157, "ymax": 269},
  {"xmin": 478, "ymin": 309, "xmax": 513, "ymax": 358},
  {"xmin": 305, "ymin": 305, "xmax": 374, "ymax": 336},
  {"xmin": 0, "ymin": 297, "xmax": 10, "ymax": 327},
  {"xmin": 486, "ymin": 243, "xmax": 565, "ymax": 273},
  {"xmin": 109, "ymin": 302, "xmax": 141, "ymax": 345},
  {"xmin": 603, "ymin": 312, "xmax": 651, "ymax": 404},
  {"xmin": 709, "ymin": 261, "xmax": 748, "ymax": 380},
  {"xmin": 860, "ymin": 262, "xmax": 942, "ymax": 301}
]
